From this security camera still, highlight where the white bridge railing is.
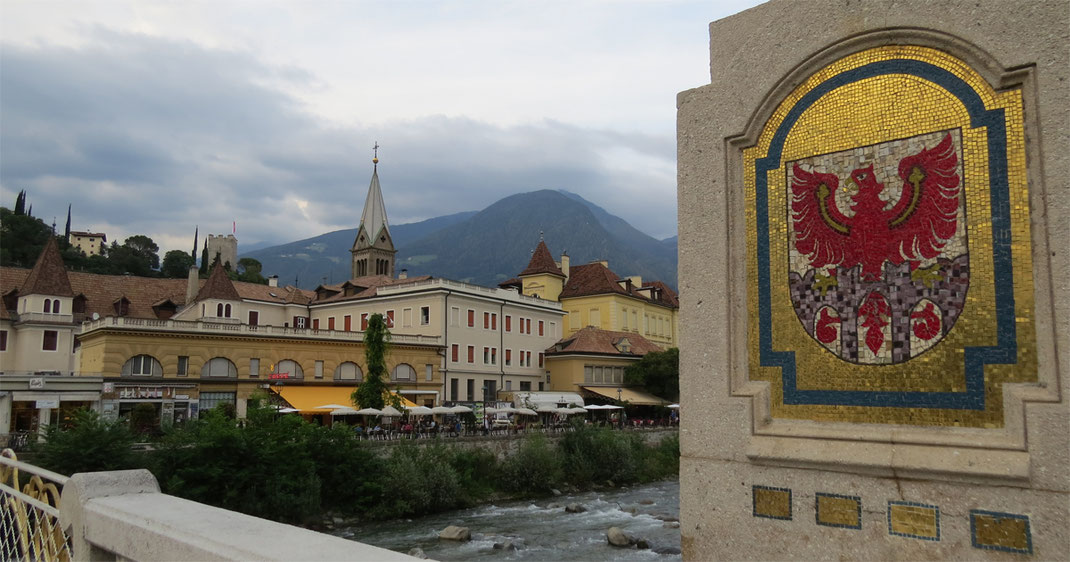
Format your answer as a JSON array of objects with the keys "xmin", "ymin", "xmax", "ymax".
[{"xmin": 0, "ymin": 450, "xmax": 412, "ymax": 561}]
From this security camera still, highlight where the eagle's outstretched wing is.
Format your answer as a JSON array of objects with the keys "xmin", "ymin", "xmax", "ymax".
[
  {"xmin": 887, "ymin": 133, "xmax": 961, "ymax": 262},
  {"xmin": 790, "ymin": 163, "xmax": 851, "ymax": 269}
]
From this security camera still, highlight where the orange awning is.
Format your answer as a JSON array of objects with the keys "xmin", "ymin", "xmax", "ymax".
[{"xmin": 275, "ymin": 386, "xmax": 416, "ymax": 413}]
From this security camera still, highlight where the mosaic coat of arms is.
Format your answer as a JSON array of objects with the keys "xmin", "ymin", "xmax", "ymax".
[
  {"xmin": 743, "ymin": 46, "xmax": 1036, "ymax": 427},
  {"xmin": 788, "ymin": 130, "xmax": 966, "ymax": 364}
]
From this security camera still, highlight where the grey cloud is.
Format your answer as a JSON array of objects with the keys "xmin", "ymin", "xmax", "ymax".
[{"xmin": 1, "ymin": 29, "xmax": 677, "ymax": 253}]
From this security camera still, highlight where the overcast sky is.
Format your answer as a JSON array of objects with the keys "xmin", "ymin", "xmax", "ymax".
[{"xmin": 1, "ymin": 0, "xmax": 764, "ymax": 255}]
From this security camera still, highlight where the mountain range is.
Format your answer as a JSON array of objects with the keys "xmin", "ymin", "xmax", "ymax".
[{"xmin": 241, "ymin": 190, "xmax": 677, "ymax": 290}]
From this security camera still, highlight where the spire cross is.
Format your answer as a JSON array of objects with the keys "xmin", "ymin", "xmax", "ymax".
[{"xmin": 373, "ymin": 142, "xmax": 379, "ymax": 159}]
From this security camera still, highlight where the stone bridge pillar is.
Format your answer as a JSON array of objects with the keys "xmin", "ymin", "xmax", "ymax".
[{"xmin": 677, "ymin": 0, "xmax": 1067, "ymax": 558}]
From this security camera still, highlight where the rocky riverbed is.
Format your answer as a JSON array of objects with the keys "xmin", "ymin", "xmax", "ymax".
[{"xmin": 331, "ymin": 479, "xmax": 681, "ymax": 560}]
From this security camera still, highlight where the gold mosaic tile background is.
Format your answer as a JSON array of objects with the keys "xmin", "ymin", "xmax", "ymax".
[{"xmin": 743, "ymin": 46, "xmax": 1036, "ymax": 427}]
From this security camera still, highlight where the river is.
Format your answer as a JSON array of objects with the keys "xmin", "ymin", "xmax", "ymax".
[{"xmin": 332, "ymin": 479, "xmax": 681, "ymax": 561}]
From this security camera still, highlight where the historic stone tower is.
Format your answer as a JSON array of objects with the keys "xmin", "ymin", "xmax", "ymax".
[
  {"xmin": 351, "ymin": 148, "xmax": 396, "ymax": 278},
  {"xmin": 206, "ymin": 234, "xmax": 238, "ymax": 270}
]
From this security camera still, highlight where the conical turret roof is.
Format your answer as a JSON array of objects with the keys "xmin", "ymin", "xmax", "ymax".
[
  {"xmin": 20, "ymin": 237, "xmax": 74, "ymax": 297},
  {"xmin": 195, "ymin": 262, "xmax": 241, "ymax": 301},
  {"xmin": 519, "ymin": 241, "xmax": 564, "ymax": 278}
]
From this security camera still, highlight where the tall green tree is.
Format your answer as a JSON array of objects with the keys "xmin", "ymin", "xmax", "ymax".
[
  {"xmin": 161, "ymin": 249, "xmax": 197, "ymax": 278},
  {"xmin": 623, "ymin": 347, "xmax": 679, "ymax": 401},
  {"xmin": 13, "ymin": 190, "xmax": 26, "ymax": 215},
  {"xmin": 0, "ymin": 206, "xmax": 53, "ymax": 267},
  {"xmin": 352, "ymin": 313, "xmax": 391, "ymax": 410},
  {"xmin": 229, "ymin": 257, "xmax": 268, "ymax": 284}
]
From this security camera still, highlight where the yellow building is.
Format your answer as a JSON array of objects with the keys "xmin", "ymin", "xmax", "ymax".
[
  {"xmin": 503, "ymin": 241, "xmax": 679, "ymax": 348},
  {"xmin": 543, "ymin": 326, "xmax": 668, "ymax": 406},
  {"xmin": 68, "ymin": 231, "xmax": 107, "ymax": 257}
]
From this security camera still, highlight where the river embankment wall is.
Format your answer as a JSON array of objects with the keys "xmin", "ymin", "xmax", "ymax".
[{"xmin": 358, "ymin": 428, "xmax": 678, "ymax": 460}]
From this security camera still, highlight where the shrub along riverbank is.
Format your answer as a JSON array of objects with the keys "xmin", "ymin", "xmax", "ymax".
[{"xmin": 33, "ymin": 404, "xmax": 679, "ymax": 525}]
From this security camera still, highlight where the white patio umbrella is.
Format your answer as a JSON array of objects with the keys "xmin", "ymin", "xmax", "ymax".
[
  {"xmin": 584, "ymin": 404, "xmax": 607, "ymax": 410},
  {"xmin": 380, "ymin": 405, "xmax": 404, "ymax": 417},
  {"xmin": 556, "ymin": 407, "xmax": 587, "ymax": 415},
  {"xmin": 276, "ymin": 407, "xmax": 299, "ymax": 414},
  {"xmin": 514, "ymin": 408, "xmax": 538, "ymax": 416},
  {"xmin": 331, "ymin": 407, "xmax": 360, "ymax": 416},
  {"xmin": 314, "ymin": 404, "xmax": 349, "ymax": 410},
  {"xmin": 354, "ymin": 408, "xmax": 383, "ymax": 415},
  {"xmin": 430, "ymin": 406, "xmax": 453, "ymax": 414},
  {"xmin": 408, "ymin": 406, "xmax": 434, "ymax": 416},
  {"xmin": 535, "ymin": 405, "xmax": 557, "ymax": 413},
  {"xmin": 449, "ymin": 405, "xmax": 472, "ymax": 414},
  {"xmin": 667, "ymin": 404, "xmax": 680, "ymax": 409}
]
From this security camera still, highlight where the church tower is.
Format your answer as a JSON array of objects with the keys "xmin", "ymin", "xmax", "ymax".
[{"xmin": 351, "ymin": 145, "xmax": 396, "ymax": 278}]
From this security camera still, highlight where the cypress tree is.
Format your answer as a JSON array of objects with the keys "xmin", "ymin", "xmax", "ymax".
[
  {"xmin": 13, "ymin": 190, "xmax": 25, "ymax": 215},
  {"xmin": 64, "ymin": 205, "xmax": 71, "ymax": 240}
]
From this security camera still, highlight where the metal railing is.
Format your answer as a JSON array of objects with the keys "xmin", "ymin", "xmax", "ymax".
[
  {"xmin": 377, "ymin": 278, "xmax": 564, "ymax": 308},
  {"xmin": 0, "ymin": 449, "xmax": 72, "ymax": 561}
]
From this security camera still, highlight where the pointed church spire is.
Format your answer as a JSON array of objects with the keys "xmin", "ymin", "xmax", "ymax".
[
  {"xmin": 360, "ymin": 143, "xmax": 389, "ymax": 242},
  {"xmin": 351, "ymin": 144, "xmax": 397, "ymax": 278}
]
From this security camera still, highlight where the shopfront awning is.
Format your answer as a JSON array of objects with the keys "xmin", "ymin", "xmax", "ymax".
[
  {"xmin": 581, "ymin": 386, "xmax": 669, "ymax": 406},
  {"xmin": 275, "ymin": 387, "xmax": 416, "ymax": 414}
]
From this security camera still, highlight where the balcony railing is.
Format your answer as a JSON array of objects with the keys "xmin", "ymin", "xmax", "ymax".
[
  {"xmin": 80, "ymin": 316, "xmax": 441, "ymax": 346},
  {"xmin": 13, "ymin": 312, "xmax": 75, "ymax": 325}
]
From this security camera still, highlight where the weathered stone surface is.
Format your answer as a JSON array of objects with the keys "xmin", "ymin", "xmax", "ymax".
[
  {"xmin": 639, "ymin": 499, "xmax": 655, "ymax": 505},
  {"xmin": 438, "ymin": 525, "xmax": 471, "ymax": 541},
  {"xmin": 550, "ymin": 488, "xmax": 562, "ymax": 496},
  {"xmin": 635, "ymin": 538, "xmax": 651, "ymax": 550},
  {"xmin": 606, "ymin": 527, "xmax": 631, "ymax": 547},
  {"xmin": 564, "ymin": 503, "xmax": 587, "ymax": 513},
  {"xmin": 408, "ymin": 547, "xmax": 428, "ymax": 559}
]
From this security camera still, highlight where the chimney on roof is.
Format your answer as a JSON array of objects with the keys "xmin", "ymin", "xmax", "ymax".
[
  {"xmin": 186, "ymin": 265, "xmax": 199, "ymax": 303},
  {"xmin": 268, "ymin": 275, "xmax": 279, "ymax": 288},
  {"xmin": 559, "ymin": 253, "xmax": 569, "ymax": 280},
  {"xmin": 598, "ymin": 260, "xmax": 609, "ymax": 268},
  {"xmin": 629, "ymin": 275, "xmax": 642, "ymax": 287},
  {"xmin": 398, "ymin": 269, "xmax": 408, "ymax": 280}
]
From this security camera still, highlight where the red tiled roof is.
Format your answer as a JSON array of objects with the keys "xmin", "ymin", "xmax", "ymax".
[
  {"xmin": 546, "ymin": 326, "xmax": 662, "ymax": 356},
  {"xmin": 641, "ymin": 281, "xmax": 679, "ymax": 308},
  {"xmin": 498, "ymin": 277, "xmax": 521, "ymax": 289},
  {"xmin": 19, "ymin": 238, "xmax": 74, "ymax": 298},
  {"xmin": 195, "ymin": 263, "xmax": 241, "ymax": 301},
  {"xmin": 559, "ymin": 261, "xmax": 677, "ymax": 310},
  {"xmin": 519, "ymin": 241, "xmax": 564, "ymax": 278},
  {"xmin": 0, "ymin": 265, "xmax": 317, "ymax": 322},
  {"xmin": 312, "ymin": 275, "xmax": 433, "ymax": 304}
]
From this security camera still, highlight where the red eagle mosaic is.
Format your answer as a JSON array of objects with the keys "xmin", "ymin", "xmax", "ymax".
[{"xmin": 787, "ymin": 130, "xmax": 968, "ymax": 364}]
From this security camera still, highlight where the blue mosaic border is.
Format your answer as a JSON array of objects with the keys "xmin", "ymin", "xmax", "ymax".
[
  {"xmin": 752, "ymin": 485, "xmax": 792, "ymax": 521},
  {"xmin": 970, "ymin": 509, "xmax": 1033, "ymax": 555},
  {"xmin": 887, "ymin": 501, "xmax": 941, "ymax": 541},
  {"xmin": 815, "ymin": 492, "xmax": 862, "ymax": 530},
  {"xmin": 754, "ymin": 58, "xmax": 1018, "ymax": 410}
]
